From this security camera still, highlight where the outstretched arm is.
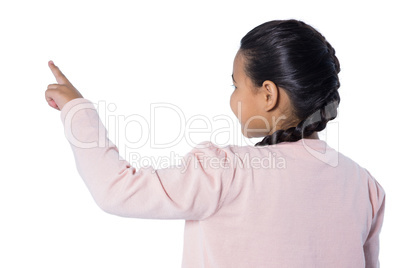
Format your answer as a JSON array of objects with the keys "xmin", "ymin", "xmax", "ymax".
[{"xmin": 46, "ymin": 62, "xmax": 235, "ymax": 220}]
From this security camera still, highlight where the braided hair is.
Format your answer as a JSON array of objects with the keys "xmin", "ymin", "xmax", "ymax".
[{"xmin": 239, "ymin": 20, "xmax": 341, "ymax": 146}]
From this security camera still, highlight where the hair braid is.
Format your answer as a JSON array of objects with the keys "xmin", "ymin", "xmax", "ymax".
[
  {"xmin": 325, "ymin": 40, "xmax": 341, "ymax": 74},
  {"xmin": 255, "ymin": 91, "xmax": 340, "ymax": 146}
]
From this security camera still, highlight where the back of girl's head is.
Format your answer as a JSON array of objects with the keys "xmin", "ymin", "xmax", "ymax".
[{"xmin": 239, "ymin": 19, "xmax": 341, "ymax": 146}]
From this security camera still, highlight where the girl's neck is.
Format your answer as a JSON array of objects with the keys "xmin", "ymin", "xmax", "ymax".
[{"xmin": 304, "ymin": 132, "xmax": 319, "ymax": 139}]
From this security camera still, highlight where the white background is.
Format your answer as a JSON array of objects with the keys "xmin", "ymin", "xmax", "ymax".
[{"xmin": 0, "ymin": 0, "xmax": 400, "ymax": 267}]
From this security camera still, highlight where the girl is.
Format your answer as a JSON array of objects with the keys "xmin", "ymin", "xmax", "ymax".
[{"xmin": 45, "ymin": 19, "xmax": 385, "ymax": 267}]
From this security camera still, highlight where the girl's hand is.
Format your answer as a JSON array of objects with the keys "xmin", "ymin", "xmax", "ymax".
[{"xmin": 45, "ymin": 60, "xmax": 84, "ymax": 111}]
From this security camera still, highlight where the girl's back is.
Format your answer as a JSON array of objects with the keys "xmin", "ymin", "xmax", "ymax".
[{"xmin": 180, "ymin": 139, "xmax": 384, "ymax": 267}]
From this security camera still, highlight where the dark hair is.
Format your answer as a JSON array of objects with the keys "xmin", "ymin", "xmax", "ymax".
[{"xmin": 239, "ymin": 19, "xmax": 341, "ymax": 146}]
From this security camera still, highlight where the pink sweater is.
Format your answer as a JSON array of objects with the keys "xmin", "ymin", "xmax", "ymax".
[{"xmin": 60, "ymin": 98, "xmax": 385, "ymax": 268}]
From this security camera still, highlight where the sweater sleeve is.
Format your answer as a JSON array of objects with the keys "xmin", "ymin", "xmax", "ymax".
[
  {"xmin": 363, "ymin": 172, "xmax": 386, "ymax": 268},
  {"xmin": 60, "ymin": 98, "xmax": 234, "ymax": 220}
]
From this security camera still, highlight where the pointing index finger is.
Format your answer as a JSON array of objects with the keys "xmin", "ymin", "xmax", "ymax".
[{"xmin": 48, "ymin": 60, "xmax": 72, "ymax": 85}]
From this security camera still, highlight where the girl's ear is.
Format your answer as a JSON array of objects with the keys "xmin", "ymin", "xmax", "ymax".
[{"xmin": 261, "ymin": 80, "xmax": 279, "ymax": 112}]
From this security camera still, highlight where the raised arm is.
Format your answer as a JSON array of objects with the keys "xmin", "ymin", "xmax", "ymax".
[{"xmin": 46, "ymin": 62, "xmax": 235, "ymax": 220}]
